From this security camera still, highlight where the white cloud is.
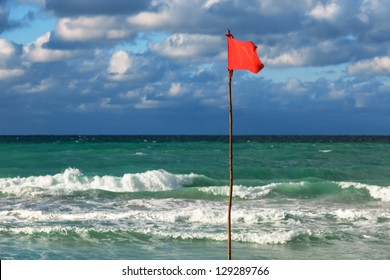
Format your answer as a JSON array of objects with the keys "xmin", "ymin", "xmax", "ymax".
[
  {"xmin": 168, "ymin": 82, "xmax": 182, "ymax": 96},
  {"xmin": 202, "ymin": 0, "xmax": 220, "ymax": 9},
  {"xmin": 0, "ymin": 39, "xmax": 25, "ymax": 80},
  {"xmin": 282, "ymin": 79, "xmax": 306, "ymax": 94},
  {"xmin": 264, "ymin": 48, "xmax": 309, "ymax": 67},
  {"xmin": 258, "ymin": 0, "xmax": 309, "ymax": 15},
  {"xmin": 129, "ymin": 10, "xmax": 172, "ymax": 29},
  {"xmin": 309, "ymin": 2, "xmax": 340, "ymax": 21},
  {"xmin": 55, "ymin": 16, "xmax": 134, "ymax": 41},
  {"xmin": 107, "ymin": 50, "xmax": 133, "ymax": 81},
  {"xmin": 347, "ymin": 56, "xmax": 390, "ymax": 76},
  {"xmin": 0, "ymin": 69, "xmax": 25, "ymax": 80},
  {"xmin": 120, "ymin": 86, "xmax": 156, "ymax": 104},
  {"xmin": 74, "ymin": 103, "xmax": 93, "ymax": 113},
  {"xmin": 23, "ymin": 32, "xmax": 77, "ymax": 62},
  {"xmin": 120, "ymin": 90, "xmax": 140, "ymax": 100},
  {"xmin": 127, "ymin": 0, "xmax": 213, "ymax": 33},
  {"xmin": 357, "ymin": 0, "xmax": 385, "ymax": 23},
  {"xmin": 3, "ymin": 0, "xmax": 390, "ymax": 136},
  {"xmin": 108, "ymin": 50, "xmax": 132, "ymax": 75},
  {"xmin": 99, "ymin": 97, "xmax": 126, "ymax": 110},
  {"xmin": 328, "ymin": 89, "xmax": 347, "ymax": 100},
  {"xmin": 149, "ymin": 33, "xmax": 222, "ymax": 60},
  {"xmin": 127, "ymin": 0, "xmax": 189, "ymax": 29},
  {"xmin": 354, "ymin": 92, "xmax": 373, "ymax": 108},
  {"xmin": 0, "ymin": 39, "xmax": 23, "ymax": 79},
  {"xmin": 12, "ymin": 78, "xmax": 53, "ymax": 93},
  {"xmin": 0, "ymin": 39, "xmax": 16, "ymax": 58},
  {"xmin": 135, "ymin": 96, "xmax": 160, "ymax": 109},
  {"xmin": 107, "ymin": 50, "xmax": 153, "ymax": 82}
]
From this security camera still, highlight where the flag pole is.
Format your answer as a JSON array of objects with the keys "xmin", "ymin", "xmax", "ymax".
[
  {"xmin": 225, "ymin": 29, "xmax": 264, "ymax": 260},
  {"xmin": 226, "ymin": 29, "xmax": 234, "ymax": 260},
  {"xmin": 227, "ymin": 68, "xmax": 233, "ymax": 260}
]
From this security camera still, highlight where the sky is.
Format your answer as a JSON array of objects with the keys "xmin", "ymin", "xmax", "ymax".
[{"xmin": 0, "ymin": 0, "xmax": 389, "ymax": 135}]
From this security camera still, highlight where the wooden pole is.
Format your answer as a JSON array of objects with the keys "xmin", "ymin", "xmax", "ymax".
[{"xmin": 227, "ymin": 69, "xmax": 233, "ymax": 260}]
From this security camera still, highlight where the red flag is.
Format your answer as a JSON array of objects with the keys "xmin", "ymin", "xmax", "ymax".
[{"xmin": 226, "ymin": 34, "xmax": 264, "ymax": 74}]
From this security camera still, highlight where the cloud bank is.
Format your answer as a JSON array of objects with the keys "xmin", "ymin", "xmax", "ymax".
[{"xmin": 1, "ymin": 0, "xmax": 389, "ymax": 134}]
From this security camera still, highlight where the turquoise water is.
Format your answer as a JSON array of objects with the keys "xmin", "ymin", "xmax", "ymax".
[{"xmin": 1, "ymin": 136, "xmax": 390, "ymax": 259}]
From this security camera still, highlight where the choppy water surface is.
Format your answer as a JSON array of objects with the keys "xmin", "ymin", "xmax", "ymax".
[{"xmin": 1, "ymin": 135, "xmax": 389, "ymax": 259}]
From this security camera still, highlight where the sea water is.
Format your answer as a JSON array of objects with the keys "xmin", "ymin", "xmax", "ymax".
[{"xmin": 1, "ymin": 135, "xmax": 390, "ymax": 259}]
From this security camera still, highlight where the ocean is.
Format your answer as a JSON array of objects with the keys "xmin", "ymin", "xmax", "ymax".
[{"xmin": 1, "ymin": 135, "xmax": 389, "ymax": 260}]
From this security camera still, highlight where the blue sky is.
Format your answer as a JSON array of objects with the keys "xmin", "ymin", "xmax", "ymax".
[{"xmin": 1, "ymin": 0, "xmax": 389, "ymax": 135}]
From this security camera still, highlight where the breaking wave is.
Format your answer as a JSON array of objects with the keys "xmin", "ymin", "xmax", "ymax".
[
  {"xmin": 199, "ymin": 181, "xmax": 390, "ymax": 202},
  {"xmin": 0, "ymin": 168, "xmax": 200, "ymax": 196},
  {"xmin": 0, "ymin": 225, "xmax": 310, "ymax": 245},
  {"xmin": 1, "ymin": 168, "xmax": 389, "ymax": 203}
]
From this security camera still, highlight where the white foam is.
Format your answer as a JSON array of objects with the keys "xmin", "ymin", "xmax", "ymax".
[
  {"xmin": 0, "ymin": 226, "xmax": 72, "ymax": 235},
  {"xmin": 338, "ymin": 181, "xmax": 390, "ymax": 202},
  {"xmin": 234, "ymin": 230, "xmax": 299, "ymax": 244},
  {"xmin": 0, "ymin": 222, "xmax": 300, "ymax": 245},
  {"xmin": 332, "ymin": 209, "xmax": 369, "ymax": 221},
  {"xmin": 119, "ymin": 227, "xmax": 300, "ymax": 245},
  {"xmin": 331, "ymin": 208, "xmax": 390, "ymax": 223},
  {"xmin": 2, "ymin": 209, "xmax": 132, "ymax": 222},
  {"xmin": 0, "ymin": 198, "xmax": 303, "ymax": 229},
  {"xmin": 5, "ymin": 198, "xmax": 388, "ymax": 245},
  {"xmin": 0, "ymin": 168, "xmax": 200, "ymax": 195},
  {"xmin": 198, "ymin": 183, "xmax": 277, "ymax": 199}
]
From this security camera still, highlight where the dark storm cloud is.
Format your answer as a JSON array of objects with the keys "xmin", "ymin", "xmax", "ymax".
[
  {"xmin": 45, "ymin": 0, "xmax": 152, "ymax": 16},
  {"xmin": 0, "ymin": 0, "xmax": 19, "ymax": 33}
]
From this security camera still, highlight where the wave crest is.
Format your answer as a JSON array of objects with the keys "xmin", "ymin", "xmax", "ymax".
[
  {"xmin": 198, "ymin": 181, "xmax": 390, "ymax": 202},
  {"xmin": 338, "ymin": 181, "xmax": 390, "ymax": 202},
  {"xmin": 0, "ymin": 168, "xmax": 199, "ymax": 196}
]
